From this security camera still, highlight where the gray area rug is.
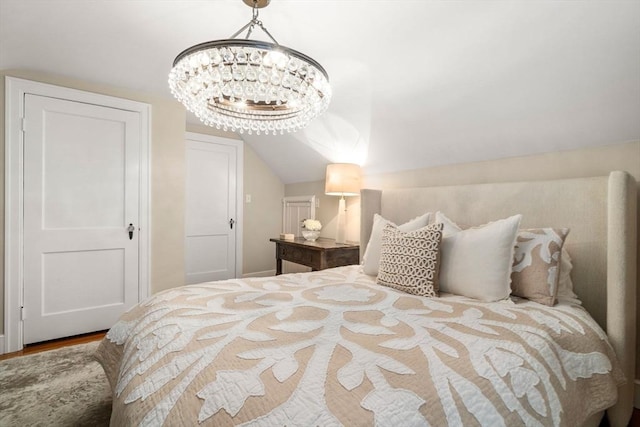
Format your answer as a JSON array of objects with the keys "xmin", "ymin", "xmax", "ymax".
[{"xmin": 0, "ymin": 341, "xmax": 112, "ymax": 426}]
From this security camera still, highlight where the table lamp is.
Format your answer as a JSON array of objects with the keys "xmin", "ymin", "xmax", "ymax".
[{"xmin": 325, "ymin": 163, "xmax": 362, "ymax": 243}]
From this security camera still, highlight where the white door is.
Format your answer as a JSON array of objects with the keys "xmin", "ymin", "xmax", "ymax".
[
  {"xmin": 185, "ymin": 134, "xmax": 239, "ymax": 284},
  {"xmin": 22, "ymin": 94, "xmax": 141, "ymax": 344},
  {"xmin": 282, "ymin": 196, "xmax": 316, "ymax": 236},
  {"xmin": 281, "ymin": 196, "xmax": 315, "ymax": 273}
]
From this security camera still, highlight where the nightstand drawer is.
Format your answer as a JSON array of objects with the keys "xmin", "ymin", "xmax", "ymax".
[
  {"xmin": 325, "ymin": 249, "xmax": 359, "ymax": 268},
  {"xmin": 278, "ymin": 245, "xmax": 319, "ymax": 267}
]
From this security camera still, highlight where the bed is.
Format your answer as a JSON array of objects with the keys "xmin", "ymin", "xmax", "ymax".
[{"xmin": 95, "ymin": 171, "xmax": 637, "ymax": 426}]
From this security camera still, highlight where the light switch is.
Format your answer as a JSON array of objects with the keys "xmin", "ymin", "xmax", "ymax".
[{"xmin": 245, "ymin": 194, "xmax": 252, "ymax": 203}]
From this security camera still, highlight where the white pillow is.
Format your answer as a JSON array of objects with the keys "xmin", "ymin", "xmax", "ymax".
[
  {"xmin": 362, "ymin": 213, "xmax": 431, "ymax": 276},
  {"xmin": 436, "ymin": 211, "xmax": 522, "ymax": 302}
]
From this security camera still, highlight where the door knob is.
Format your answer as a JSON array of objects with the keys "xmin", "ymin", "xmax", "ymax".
[
  {"xmin": 127, "ymin": 223, "xmax": 135, "ymax": 240},
  {"xmin": 229, "ymin": 218, "xmax": 235, "ymax": 229}
]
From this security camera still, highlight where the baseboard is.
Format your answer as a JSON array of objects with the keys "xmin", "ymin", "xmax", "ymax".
[
  {"xmin": 242, "ymin": 270, "xmax": 276, "ymax": 278},
  {"xmin": 0, "ymin": 334, "xmax": 5, "ymax": 355},
  {"xmin": 635, "ymin": 379, "xmax": 640, "ymax": 409}
]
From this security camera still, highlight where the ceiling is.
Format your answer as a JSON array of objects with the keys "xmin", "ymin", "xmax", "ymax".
[{"xmin": 1, "ymin": 0, "xmax": 639, "ymax": 184}]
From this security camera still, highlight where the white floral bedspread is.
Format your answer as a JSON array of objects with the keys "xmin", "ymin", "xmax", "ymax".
[{"xmin": 95, "ymin": 265, "xmax": 624, "ymax": 426}]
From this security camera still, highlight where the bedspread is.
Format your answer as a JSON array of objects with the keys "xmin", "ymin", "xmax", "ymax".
[{"xmin": 95, "ymin": 265, "xmax": 624, "ymax": 426}]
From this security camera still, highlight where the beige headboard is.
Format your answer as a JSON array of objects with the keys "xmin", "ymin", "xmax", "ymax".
[{"xmin": 359, "ymin": 171, "xmax": 637, "ymax": 426}]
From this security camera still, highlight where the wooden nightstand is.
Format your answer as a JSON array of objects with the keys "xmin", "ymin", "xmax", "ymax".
[{"xmin": 270, "ymin": 237, "xmax": 360, "ymax": 275}]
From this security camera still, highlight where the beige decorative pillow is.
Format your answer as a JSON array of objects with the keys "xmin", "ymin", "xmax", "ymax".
[
  {"xmin": 511, "ymin": 228, "xmax": 570, "ymax": 306},
  {"xmin": 362, "ymin": 213, "xmax": 431, "ymax": 276},
  {"xmin": 376, "ymin": 222, "xmax": 444, "ymax": 297}
]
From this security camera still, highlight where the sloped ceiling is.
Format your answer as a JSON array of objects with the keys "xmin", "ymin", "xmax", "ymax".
[{"xmin": 2, "ymin": 0, "xmax": 639, "ymax": 184}]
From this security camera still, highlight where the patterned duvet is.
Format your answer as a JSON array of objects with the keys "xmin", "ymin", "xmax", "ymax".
[{"xmin": 95, "ymin": 265, "xmax": 624, "ymax": 426}]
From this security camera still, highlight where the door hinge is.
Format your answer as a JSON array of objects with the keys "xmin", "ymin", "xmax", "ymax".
[
  {"xmin": 20, "ymin": 306, "xmax": 26, "ymax": 320},
  {"xmin": 21, "ymin": 118, "xmax": 26, "ymax": 133}
]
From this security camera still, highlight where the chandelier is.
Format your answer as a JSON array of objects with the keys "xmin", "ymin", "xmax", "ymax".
[{"xmin": 168, "ymin": 0, "xmax": 331, "ymax": 135}]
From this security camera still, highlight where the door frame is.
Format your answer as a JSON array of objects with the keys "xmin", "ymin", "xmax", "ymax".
[
  {"xmin": 4, "ymin": 77, "xmax": 151, "ymax": 353},
  {"xmin": 185, "ymin": 132, "xmax": 243, "ymax": 279}
]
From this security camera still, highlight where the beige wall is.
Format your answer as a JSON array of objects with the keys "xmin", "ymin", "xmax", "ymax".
[
  {"xmin": 286, "ymin": 139, "xmax": 640, "ymax": 392},
  {"xmin": 242, "ymin": 145, "xmax": 285, "ymax": 274},
  {"xmin": 0, "ymin": 70, "xmax": 284, "ymax": 339}
]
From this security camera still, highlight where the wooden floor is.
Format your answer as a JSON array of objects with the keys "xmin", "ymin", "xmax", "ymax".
[
  {"xmin": 0, "ymin": 331, "xmax": 638, "ymax": 426},
  {"xmin": 0, "ymin": 330, "xmax": 106, "ymax": 361}
]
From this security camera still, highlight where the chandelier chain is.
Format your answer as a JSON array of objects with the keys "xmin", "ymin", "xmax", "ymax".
[
  {"xmin": 256, "ymin": 21, "xmax": 279, "ymax": 44},
  {"xmin": 245, "ymin": 22, "xmax": 255, "ymax": 39},
  {"xmin": 246, "ymin": 0, "xmax": 258, "ymax": 38},
  {"xmin": 228, "ymin": 1, "xmax": 279, "ymax": 44},
  {"xmin": 228, "ymin": 20, "xmax": 254, "ymax": 39}
]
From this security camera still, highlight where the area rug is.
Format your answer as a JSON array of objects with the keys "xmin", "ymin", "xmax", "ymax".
[{"xmin": 0, "ymin": 341, "xmax": 111, "ymax": 426}]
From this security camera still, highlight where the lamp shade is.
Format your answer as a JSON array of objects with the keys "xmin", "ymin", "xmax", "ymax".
[{"xmin": 325, "ymin": 163, "xmax": 362, "ymax": 196}]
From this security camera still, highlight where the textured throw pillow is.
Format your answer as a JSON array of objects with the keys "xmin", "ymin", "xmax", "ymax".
[
  {"xmin": 376, "ymin": 222, "xmax": 444, "ymax": 297},
  {"xmin": 362, "ymin": 213, "xmax": 431, "ymax": 276},
  {"xmin": 511, "ymin": 228, "xmax": 570, "ymax": 306},
  {"xmin": 436, "ymin": 211, "xmax": 522, "ymax": 302}
]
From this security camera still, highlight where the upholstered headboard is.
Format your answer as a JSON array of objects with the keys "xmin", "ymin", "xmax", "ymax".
[{"xmin": 359, "ymin": 171, "xmax": 637, "ymax": 426}]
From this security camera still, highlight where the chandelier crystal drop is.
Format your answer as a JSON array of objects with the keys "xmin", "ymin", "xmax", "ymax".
[{"xmin": 168, "ymin": 0, "xmax": 331, "ymax": 135}]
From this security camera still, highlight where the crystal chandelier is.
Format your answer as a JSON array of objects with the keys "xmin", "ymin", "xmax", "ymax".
[{"xmin": 168, "ymin": 0, "xmax": 331, "ymax": 135}]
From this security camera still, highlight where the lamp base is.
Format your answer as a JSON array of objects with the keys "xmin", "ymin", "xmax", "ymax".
[{"xmin": 336, "ymin": 197, "xmax": 346, "ymax": 244}]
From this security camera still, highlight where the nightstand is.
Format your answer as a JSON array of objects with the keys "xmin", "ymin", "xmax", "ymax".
[{"xmin": 269, "ymin": 237, "xmax": 360, "ymax": 275}]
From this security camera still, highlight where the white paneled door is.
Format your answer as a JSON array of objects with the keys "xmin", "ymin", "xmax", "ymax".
[
  {"xmin": 185, "ymin": 134, "xmax": 240, "ymax": 284},
  {"xmin": 282, "ymin": 196, "xmax": 316, "ymax": 236},
  {"xmin": 281, "ymin": 196, "xmax": 315, "ymax": 274},
  {"xmin": 22, "ymin": 94, "xmax": 141, "ymax": 344}
]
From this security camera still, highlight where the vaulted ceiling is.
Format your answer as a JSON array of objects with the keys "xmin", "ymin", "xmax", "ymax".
[{"xmin": 2, "ymin": 0, "xmax": 639, "ymax": 183}]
